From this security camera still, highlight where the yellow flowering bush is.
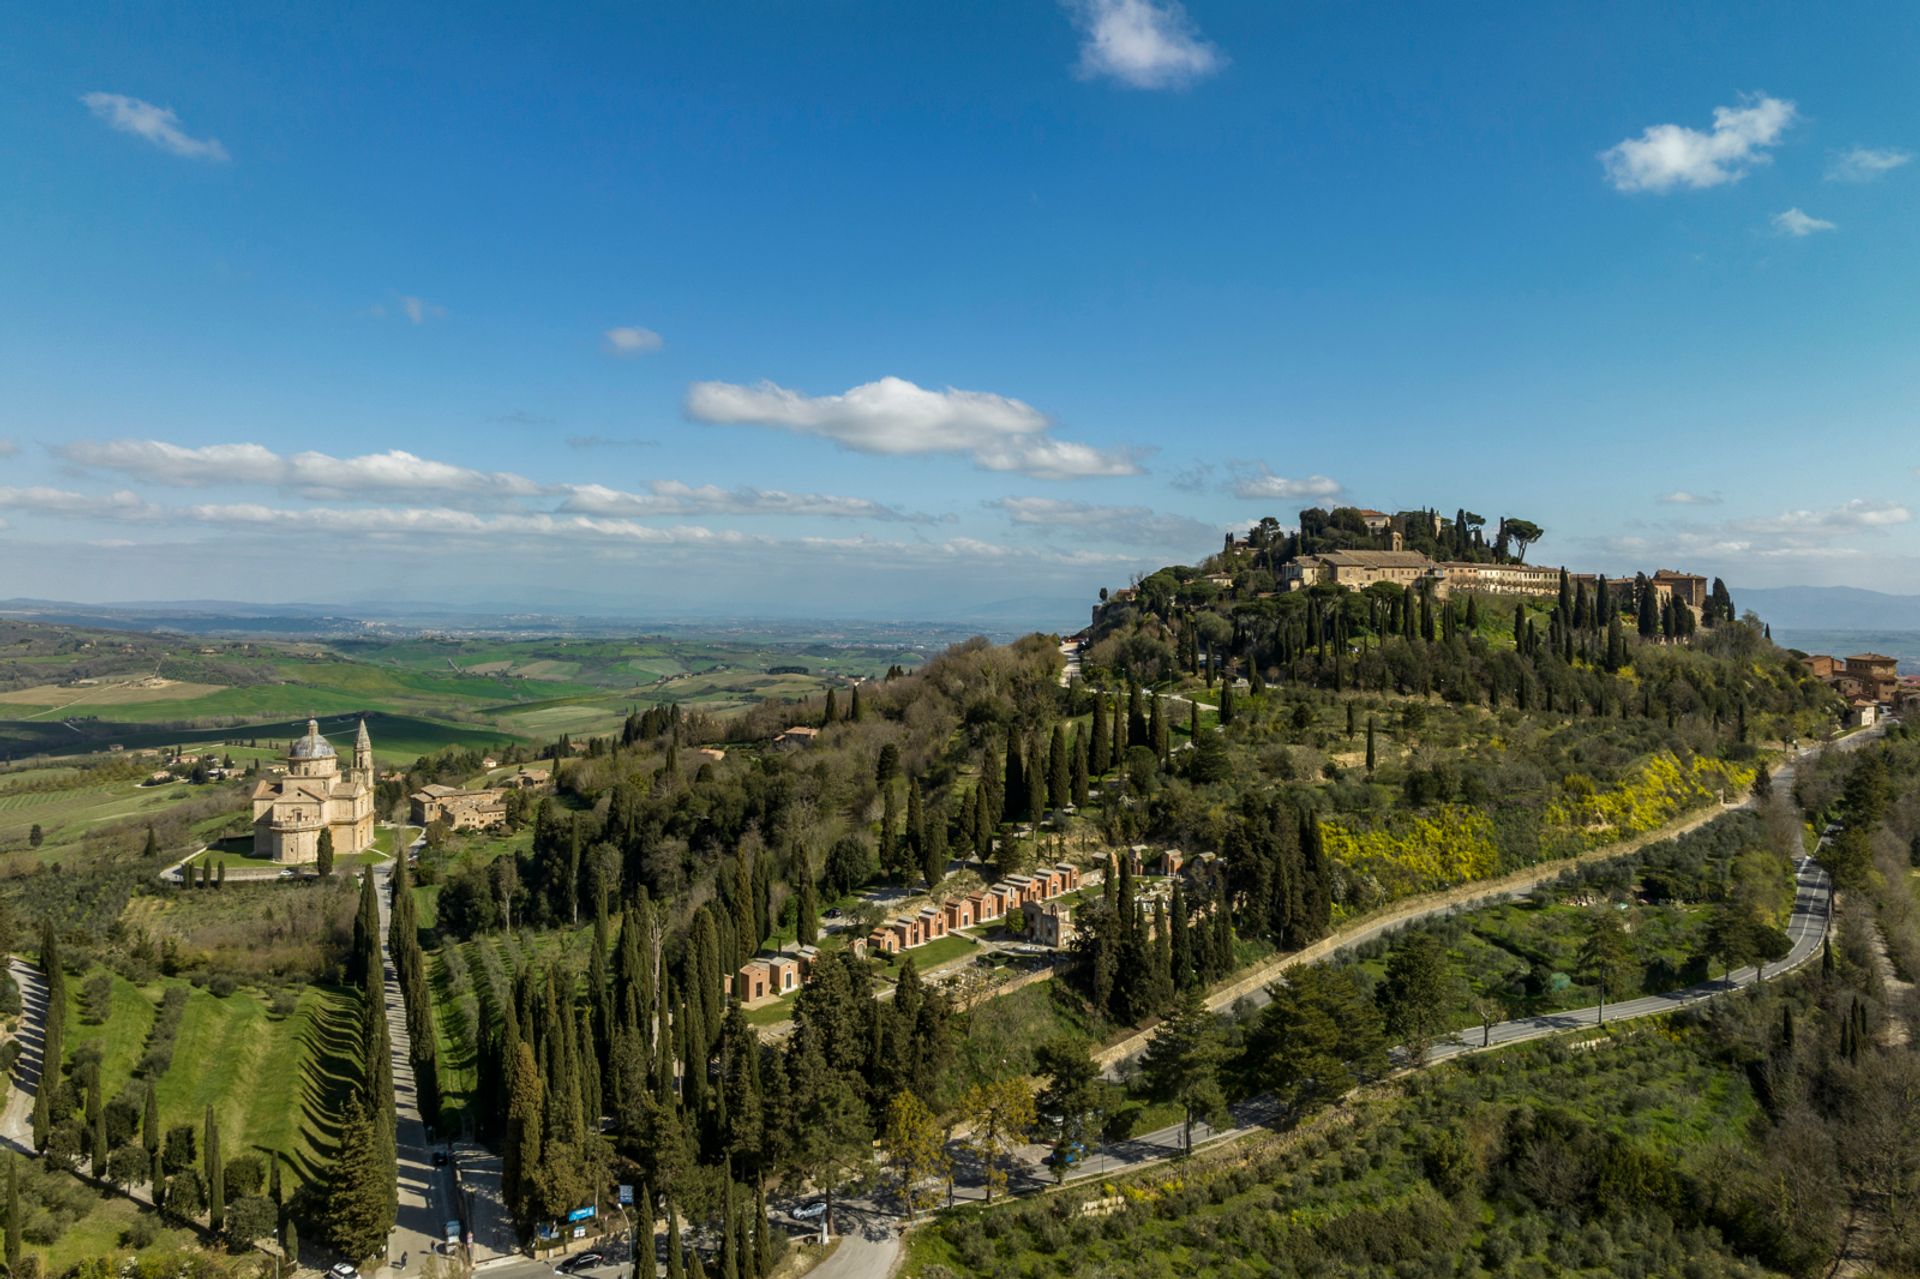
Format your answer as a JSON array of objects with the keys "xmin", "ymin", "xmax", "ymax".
[
  {"xmin": 1323, "ymin": 805, "xmax": 1501, "ymax": 898},
  {"xmin": 1545, "ymin": 751, "xmax": 1752, "ymax": 853}
]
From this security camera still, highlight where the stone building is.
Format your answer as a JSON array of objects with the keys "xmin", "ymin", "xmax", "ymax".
[
  {"xmin": 409, "ymin": 784, "xmax": 508, "ymax": 831},
  {"xmin": 1283, "ymin": 550, "xmax": 1440, "ymax": 591},
  {"xmin": 249, "ymin": 719, "xmax": 376, "ymax": 863}
]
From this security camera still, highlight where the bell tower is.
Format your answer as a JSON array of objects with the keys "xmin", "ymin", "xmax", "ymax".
[{"xmin": 353, "ymin": 718, "xmax": 374, "ymax": 786}]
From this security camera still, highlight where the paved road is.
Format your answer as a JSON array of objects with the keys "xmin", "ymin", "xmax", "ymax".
[
  {"xmin": 1429, "ymin": 852, "xmax": 1832, "ymax": 1061},
  {"xmin": 0, "ymin": 958, "xmax": 49, "ymax": 1155},
  {"xmin": 372, "ymin": 864, "xmax": 480, "ymax": 1276}
]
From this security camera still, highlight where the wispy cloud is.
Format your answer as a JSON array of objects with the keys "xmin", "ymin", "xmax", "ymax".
[
  {"xmin": 603, "ymin": 326, "xmax": 664, "ymax": 357},
  {"xmin": 0, "ymin": 441, "xmax": 19, "ymax": 459},
  {"xmin": 1772, "ymin": 208, "xmax": 1836, "ymax": 237},
  {"xmin": 1067, "ymin": 0, "xmax": 1223, "ymax": 90},
  {"xmin": 491, "ymin": 410, "xmax": 555, "ymax": 427},
  {"xmin": 685, "ymin": 375, "xmax": 1142, "ymax": 480},
  {"xmin": 1167, "ymin": 463, "xmax": 1214, "ymax": 493},
  {"xmin": 1657, "ymin": 490, "xmax": 1722, "ymax": 506},
  {"xmin": 80, "ymin": 92, "xmax": 229, "ymax": 162},
  {"xmin": 0, "ymin": 487, "xmax": 1135, "ymax": 571},
  {"xmin": 1606, "ymin": 498, "xmax": 1912, "ymax": 569},
  {"xmin": 990, "ymin": 496, "xmax": 1212, "ymax": 546},
  {"xmin": 1825, "ymin": 145, "xmax": 1913, "ymax": 183},
  {"xmin": 398, "ymin": 294, "xmax": 445, "ymax": 325},
  {"xmin": 1227, "ymin": 463, "xmax": 1341, "ymax": 502},
  {"xmin": 52, "ymin": 437, "xmax": 930, "ymax": 525},
  {"xmin": 560, "ymin": 481, "xmax": 934, "ymax": 523},
  {"xmin": 1600, "ymin": 94, "xmax": 1796, "ymax": 193}
]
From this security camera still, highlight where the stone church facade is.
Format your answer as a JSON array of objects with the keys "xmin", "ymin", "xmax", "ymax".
[{"xmin": 250, "ymin": 719, "xmax": 377, "ymax": 862}]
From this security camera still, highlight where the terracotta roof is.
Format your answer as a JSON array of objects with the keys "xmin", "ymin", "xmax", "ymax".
[{"xmin": 1306, "ymin": 550, "xmax": 1436, "ymax": 569}]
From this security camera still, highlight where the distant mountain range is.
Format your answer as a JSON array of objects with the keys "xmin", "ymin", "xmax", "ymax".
[
  {"xmin": 0, "ymin": 595, "xmax": 1066, "ymax": 644},
  {"xmin": 1733, "ymin": 585, "xmax": 1920, "ymax": 631}
]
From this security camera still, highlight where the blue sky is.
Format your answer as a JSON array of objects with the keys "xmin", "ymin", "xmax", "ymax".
[{"xmin": 2, "ymin": 1, "xmax": 1917, "ymax": 622}]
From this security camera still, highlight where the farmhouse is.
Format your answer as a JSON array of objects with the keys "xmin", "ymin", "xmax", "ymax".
[{"xmin": 409, "ymin": 783, "xmax": 508, "ymax": 830}]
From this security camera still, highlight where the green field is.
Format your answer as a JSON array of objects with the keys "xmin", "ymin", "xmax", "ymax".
[
  {"xmin": 0, "ymin": 768, "xmax": 215, "ymax": 857},
  {"xmin": 0, "ymin": 630, "xmax": 927, "ymax": 763}
]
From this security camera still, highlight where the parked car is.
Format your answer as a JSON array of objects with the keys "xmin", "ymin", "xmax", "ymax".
[
  {"xmin": 328, "ymin": 1266, "xmax": 361, "ymax": 1279},
  {"xmin": 1045, "ymin": 1140, "xmax": 1087, "ymax": 1170},
  {"xmin": 791, "ymin": 1201, "xmax": 828, "ymax": 1221},
  {"xmin": 558, "ymin": 1254, "xmax": 606, "ymax": 1274}
]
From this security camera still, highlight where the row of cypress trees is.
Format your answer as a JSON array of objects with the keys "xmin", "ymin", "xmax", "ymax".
[{"xmin": 323, "ymin": 870, "xmax": 399, "ymax": 1260}]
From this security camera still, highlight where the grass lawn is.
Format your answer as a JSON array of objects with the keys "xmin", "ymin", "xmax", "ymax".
[
  {"xmin": 29, "ymin": 1192, "xmax": 199, "ymax": 1274},
  {"xmin": 874, "ymin": 931, "xmax": 978, "ymax": 977},
  {"xmin": 743, "ymin": 990, "xmax": 803, "ymax": 1027},
  {"xmin": 187, "ymin": 824, "xmax": 406, "ymax": 872},
  {"xmin": 147, "ymin": 982, "xmax": 363, "ymax": 1186},
  {"xmin": 65, "ymin": 970, "xmax": 158, "ymax": 1097}
]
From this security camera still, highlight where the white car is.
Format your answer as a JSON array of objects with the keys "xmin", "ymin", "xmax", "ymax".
[
  {"xmin": 328, "ymin": 1266, "xmax": 361, "ymax": 1279},
  {"xmin": 791, "ymin": 1201, "xmax": 828, "ymax": 1221}
]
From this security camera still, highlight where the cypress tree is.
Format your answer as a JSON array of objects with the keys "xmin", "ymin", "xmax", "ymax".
[
  {"xmin": 667, "ymin": 1201, "xmax": 686, "ymax": 1279},
  {"xmin": 1169, "ymin": 880, "xmax": 1192, "ymax": 991},
  {"xmin": 880, "ymin": 782, "xmax": 900, "ymax": 873},
  {"xmin": 796, "ymin": 867, "xmax": 819, "ymax": 946},
  {"xmin": 205, "ymin": 1106, "xmax": 224, "ymax": 1233},
  {"xmin": 316, "ymin": 827, "xmax": 335, "ymax": 878},
  {"xmin": 89, "ymin": 1072, "xmax": 107, "ymax": 1176},
  {"xmin": 757, "ymin": 1180, "xmax": 775, "ymax": 1275},
  {"xmin": 4, "ymin": 1155, "xmax": 17, "ymax": 1271},
  {"xmin": 1365, "ymin": 718, "xmax": 1377, "ymax": 772},
  {"xmin": 1090, "ymin": 697, "xmax": 1111, "ymax": 775},
  {"xmin": 144, "ymin": 1085, "xmax": 161, "ymax": 1164},
  {"xmin": 1048, "ymin": 724, "xmax": 1070, "ymax": 811},
  {"xmin": 1025, "ymin": 734, "xmax": 1045, "ymax": 824},
  {"xmin": 1070, "ymin": 729, "xmax": 1089, "ymax": 808},
  {"xmin": 1002, "ymin": 726, "xmax": 1024, "ymax": 823},
  {"xmin": 324, "ymin": 1094, "xmax": 390, "ymax": 1261}
]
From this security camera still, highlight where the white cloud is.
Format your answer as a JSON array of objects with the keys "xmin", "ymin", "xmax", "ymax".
[
  {"xmin": 1609, "ymin": 497, "xmax": 1914, "ymax": 569},
  {"xmin": 0, "ymin": 441, "xmax": 19, "ymax": 459},
  {"xmin": 1067, "ymin": 0, "xmax": 1223, "ymax": 90},
  {"xmin": 0, "ymin": 486, "xmax": 148, "ymax": 517},
  {"xmin": 1657, "ymin": 491, "xmax": 1721, "ymax": 506},
  {"xmin": 1772, "ymin": 208, "xmax": 1836, "ymax": 237},
  {"xmin": 685, "ymin": 375, "xmax": 1141, "ymax": 479},
  {"xmin": 56, "ymin": 440, "xmax": 541, "ymax": 502},
  {"xmin": 990, "ymin": 496, "xmax": 1212, "ymax": 546},
  {"xmin": 1826, "ymin": 146, "xmax": 1913, "ymax": 183},
  {"xmin": 1600, "ymin": 94, "xmax": 1796, "ymax": 193},
  {"xmin": 972, "ymin": 437, "xmax": 1146, "ymax": 481},
  {"xmin": 603, "ymin": 326, "xmax": 663, "ymax": 357},
  {"xmin": 1227, "ymin": 463, "xmax": 1342, "ymax": 502},
  {"xmin": 1736, "ymin": 499, "xmax": 1910, "ymax": 534},
  {"xmin": 559, "ymin": 481, "xmax": 929, "ymax": 522},
  {"xmin": 80, "ymin": 92, "xmax": 228, "ymax": 162}
]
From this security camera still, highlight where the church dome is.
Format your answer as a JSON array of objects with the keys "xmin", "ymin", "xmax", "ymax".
[{"xmin": 289, "ymin": 720, "xmax": 336, "ymax": 759}]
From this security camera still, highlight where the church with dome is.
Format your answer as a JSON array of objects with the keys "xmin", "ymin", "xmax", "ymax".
[{"xmin": 250, "ymin": 718, "xmax": 377, "ymax": 862}]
